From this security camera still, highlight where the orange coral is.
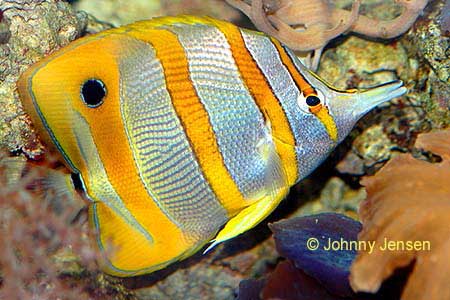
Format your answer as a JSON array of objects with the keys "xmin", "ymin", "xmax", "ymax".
[{"xmin": 350, "ymin": 129, "xmax": 450, "ymax": 300}]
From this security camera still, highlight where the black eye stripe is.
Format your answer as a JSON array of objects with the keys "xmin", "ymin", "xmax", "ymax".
[
  {"xmin": 306, "ymin": 95, "xmax": 321, "ymax": 106},
  {"xmin": 80, "ymin": 79, "xmax": 106, "ymax": 108}
]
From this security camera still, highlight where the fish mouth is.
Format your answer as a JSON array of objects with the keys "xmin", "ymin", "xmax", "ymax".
[
  {"xmin": 328, "ymin": 80, "xmax": 407, "ymax": 142},
  {"xmin": 352, "ymin": 80, "xmax": 407, "ymax": 117},
  {"xmin": 331, "ymin": 80, "xmax": 407, "ymax": 119}
]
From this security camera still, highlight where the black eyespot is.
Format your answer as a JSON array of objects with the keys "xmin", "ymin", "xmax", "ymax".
[
  {"xmin": 305, "ymin": 95, "xmax": 321, "ymax": 106},
  {"xmin": 80, "ymin": 79, "xmax": 106, "ymax": 108}
]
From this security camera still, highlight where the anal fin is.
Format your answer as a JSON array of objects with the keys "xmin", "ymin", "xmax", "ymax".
[{"xmin": 90, "ymin": 202, "xmax": 158, "ymax": 277}]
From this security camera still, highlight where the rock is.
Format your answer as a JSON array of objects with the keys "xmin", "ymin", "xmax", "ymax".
[
  {"xmin": 318, "ymin": 36, "xmax": 410, "ymax": 90},
  {"xmin": 0, "ymin": 0, "xmax": 84, "ymax": 157},
  {"xmin": 72, "ymin": 0, "xmax": 162, "ymax": 26},
  {"xmin": 402, "ymin": 0, "xmax": 450, "ymax": 129},
  {"xmin": 0, "ymin": 1, "xmax": 113, "ymax": 159},
  {"xmin": 292, "ymin": 177, "xmax": 366, "ymax": 220},
  {"xmin": 72, "ymin": 0, "xmax": 241, "ymax": 27},
  {"xmin": 337, "ymin": 125, "xmax": 396, "ymax": 175}
]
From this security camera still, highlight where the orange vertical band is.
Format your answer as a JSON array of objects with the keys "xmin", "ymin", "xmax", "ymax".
[{"xmin": 128, "ymin": 27, "xmax": 247, "ymax": 215}]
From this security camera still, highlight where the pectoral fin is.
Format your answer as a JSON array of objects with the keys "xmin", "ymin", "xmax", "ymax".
[
  {"xmin": 204, "ymin": 186, "xmax": 289, "ymax": 253},
  {"xmin": 205, "ymin": 125, "xmax": 289, "ymax": 253}
]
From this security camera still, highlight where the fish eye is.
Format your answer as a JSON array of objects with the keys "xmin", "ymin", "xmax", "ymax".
[
  {"xmin": 306, "ymin": 95, "xmax": 321, "ymax": 107},
  {"xmin": 80, "ymin": 79, "xmax": 106, "ymax": 108},
  {"xmin": 297, "ymin": 91, "xmax": 325, "ymax": 114}
]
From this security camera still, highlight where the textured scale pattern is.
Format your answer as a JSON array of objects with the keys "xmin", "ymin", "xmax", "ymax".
[
  {"xmin": 17, "ymin": 16, "xmax": 406, "ymax": 276},
  {"xmin": 241, "ymin": 31, "xmax": 316, "ymax": 178},
  {"xmin": 168, "ymin": 24, "xmax": 271, "ymax": 200},
  {"xmin": 241, "ymin": 31, "xmax": 338, "ymax": 178},
  {"xmin": 119, "ymin": 38, "xmax": 227, "ymax": 240}
]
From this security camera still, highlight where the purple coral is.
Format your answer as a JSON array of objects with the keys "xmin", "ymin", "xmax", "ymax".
[{"xmin": 270, "ymin": 213, "xmax": 361, "ymax": 297}]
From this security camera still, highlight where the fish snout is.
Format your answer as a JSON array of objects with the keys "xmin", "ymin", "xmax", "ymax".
[{"xmin": 328, "ymin": 80, "xmax": 407, "ymax": 142}]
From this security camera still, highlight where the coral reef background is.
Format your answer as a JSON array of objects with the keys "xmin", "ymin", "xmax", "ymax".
[{"xmin": 0, "ymin": 0, "xmax": 448, "ymax": 299}]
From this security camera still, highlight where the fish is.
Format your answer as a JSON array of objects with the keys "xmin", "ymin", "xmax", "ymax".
[{"xmin": 17, "ymin": 16, "xmax": 407, "ymax": 277}]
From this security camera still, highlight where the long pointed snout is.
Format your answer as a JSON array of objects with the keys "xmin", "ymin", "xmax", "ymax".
[
  {"xmin": 328, "ymin": 80, "xmax": 407, "ymax": 142},
  {"xmin": 351, "ymin": 80, "xmax": 407, "ymax": 117}
]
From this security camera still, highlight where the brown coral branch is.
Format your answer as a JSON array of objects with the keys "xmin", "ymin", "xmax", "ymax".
[
  {"xmin": 320, "ymin": 0, "xmax": 361, "ymax": 41},
  {"xmin": 272, "ymin": 0, "xmax": 331, "ymax": 27},
  {"xmin": 250, "ymin": 0, "xmax": 280, "ymax": 38},
  {"xmin": 225, "ymin": 0, "xmax": 252, "ymax": 16},
  {"xmin": 225, "ymin": 0, "xmax": 429, "ymax": 56},
  {"xmin": 335, "ymin": 0, "xmax": 429, "ymax": 38},
  {"xmin": 269, "ymin": 20, "xmax": 333, "ymax": 50},
  {"xmin": 354, "ymin": 0, "xmax": 427, "ymax": 38},
  {"xmin": 226, "ymin": 0, "xmax": 361, "ymax": 51},
  {"xmin": 267, "ymin": 0, "xmax": 360, "ymax": 51}
]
